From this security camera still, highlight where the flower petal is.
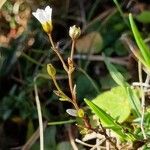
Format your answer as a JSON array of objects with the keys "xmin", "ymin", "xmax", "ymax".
[
  {"xmin": 45, "ymin": 6, "xmax": 52, "ymax": 21},
  {"xmin": 66, "ymin": 109, "xmax": 77, "ymax": 117}
]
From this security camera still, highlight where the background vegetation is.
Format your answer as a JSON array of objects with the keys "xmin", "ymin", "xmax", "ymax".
[{"xmin": 1, "ymin": 0, "xmax": 150, "ymax": 149}]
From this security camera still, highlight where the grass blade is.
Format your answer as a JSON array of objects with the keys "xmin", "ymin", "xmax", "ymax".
[{"xmin": 129, "ymin": 13, "xmax": 150, "ymax": 68}]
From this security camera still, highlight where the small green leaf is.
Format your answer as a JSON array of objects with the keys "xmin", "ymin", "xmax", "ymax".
[{"xmin": 104, "ymin": 55, "xmax": 125, "ymax": 86}]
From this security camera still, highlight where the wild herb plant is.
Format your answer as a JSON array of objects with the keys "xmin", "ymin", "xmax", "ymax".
[{"xmin": 32, "ymin": 4, "xmax": 150, "ymax": 150}]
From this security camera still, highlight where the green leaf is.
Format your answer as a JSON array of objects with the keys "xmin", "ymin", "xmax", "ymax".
[
  {"xmin": 136, "ymin": 11, "xmax": 150, "ymax": 23},
  {"xmin": 104, "ymin": 58, "xmax": 141, "ymax": 117},
  {"xmin": 104, "ymin": 55, "xmax": 125, "ymax": 86},
  {"xmin": 92, "ymin": 86, "xmax": 131, "ymax": 123},
  {"xmin": 76, "ymin": 74, "xmax": 98, "ymax": 100},
  {"xmin": 129, "ymin": 13, "xmax": 150, "ymax": 68},
  {"xmin": 84, "ymin": 99, "xmax": 134, "ymax": 141}
]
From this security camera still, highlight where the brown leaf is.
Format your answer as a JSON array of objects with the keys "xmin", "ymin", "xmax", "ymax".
[{"xmin": 75, "ymin": 31, "xmax": 103, "ymax": 54}]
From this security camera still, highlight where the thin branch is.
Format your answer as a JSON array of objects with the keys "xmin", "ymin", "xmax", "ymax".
[
  {"xmin": 34, "ymin": 77, "xmax": 44, "ymax": 150},
  {"xmin": 75, "ymin": 139, "xmax": 94, "ymax": 147}
]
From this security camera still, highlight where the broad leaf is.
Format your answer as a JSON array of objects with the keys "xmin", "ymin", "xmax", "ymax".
[
  {"xmin": 92, "ymin": 86, "xmax": 131, "ymax": 123},
  {"xmin": 104, "ymin": 58, "xmax": 141, "ymax": 117},
  {"xmin": 84, "ymin": 99, "xmax": 135, "ymax": 141}
]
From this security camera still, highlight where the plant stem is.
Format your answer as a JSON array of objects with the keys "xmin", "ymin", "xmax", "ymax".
[
  {"xmin": 71, "ymin": 39, "xmax": 75, "ymax": 61},
  {"xmin": 138, "ymin": 61, "xmax": 147, "ymax": 139},
  {"xmin": 34, "ymin": 78, "xmax": 44, "ymax": 150},
  {"xmin": 48, "ymin": 34, "xmax": 68, "ymax": 72},
  {"xmin": 52, "ymin": 77, "xmax": 72, "ymax": 103},
  {"xmin": 68, "ymin": 40, "xmax": 79, "ymax": 110},
  {"xmin": 48, "ymin": 119, "xmax": 76, "ymax": 125}
]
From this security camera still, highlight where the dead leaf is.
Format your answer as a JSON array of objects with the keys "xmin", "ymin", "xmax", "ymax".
[{"xmin": 75, "ymin": 31, "xmax": 103, "ymax": 54}]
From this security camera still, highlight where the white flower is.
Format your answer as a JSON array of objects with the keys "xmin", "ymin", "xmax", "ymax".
[
  {"xmin": 32, "ymin": 6, "xmax": 53, "ymax": 33},
  {"xmin": 69, "ymin": 25, "xmax": 81, "ymax": 40}
]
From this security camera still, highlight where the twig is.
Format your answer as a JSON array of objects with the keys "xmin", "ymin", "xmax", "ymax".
[
  {"xmin": 34, "ymin": 77, "xmax": 44, "ymax": 150},
  {"xmin": 138, "ymin": 61, "xmax": 147, "ymax": 139},
  {"xmin": 67, "ymin": 125, "xmax": 78, "ymax": 150},
  {"xmin": 75, "ymin": 139, "xmax": 94, "ymax": 147},
  {"xmin": 90, "ymin": 139, "xmax": 106, "ymax": 150},
  {"xmin": 132, "ymin": 82, "xmax": 150, "ymax": 88},
  {"xmin": 99, "ymin": 123, "xmax": 119, "ymax": 150},
  {"xmin": 106, "ymin": 129, "xmax": 110, "ymax": 150}
]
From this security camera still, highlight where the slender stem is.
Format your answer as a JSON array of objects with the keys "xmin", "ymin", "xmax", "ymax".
[
  {"xmin": 34, "ymin": 78, "xmax": 44, "ymax": 150},
  {"xmin": 71, "ymin": 40, "xmax": 75, "ymax": 61},
  {"xmin": 68, "ymin": 40, "xmax": 79, "ymax": 110},
  {"xmin": 138, "ymin": 61, "xmax": 147, "ymax": 139},
  {"xmin": 48, "ymin": 34, "xmax": 68, "ymax": 72},
  {"xmin": 68, "ymin": 71, "xmax": 75, "ymax": 103},
  {"xmin": 48, "ymin": 119, "xmax": 76, "ymax": 125},
  {"xmin": 52, "ymin": 77, "xmax": 72, "ymax": 103},
  {"xmin": 52, "ymin": 77, "xmax": 64, "ymax": 93}
]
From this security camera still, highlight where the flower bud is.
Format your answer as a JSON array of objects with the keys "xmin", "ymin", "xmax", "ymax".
[
  {"xmin": 47, "ymin": 64, "xmax": 56, "ymax": 78},
  {"xmin": 69, "ymin": 25, "xmax": 81, "ymax": 40}
]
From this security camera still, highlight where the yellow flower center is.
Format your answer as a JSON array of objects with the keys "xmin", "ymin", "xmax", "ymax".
[{"xmin": 42, "ymin": 21, "xmax": 53, "ymax": 33}]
